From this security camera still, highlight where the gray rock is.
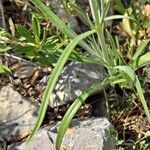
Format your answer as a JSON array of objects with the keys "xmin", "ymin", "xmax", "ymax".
[
  {"xmin": 8, "ymin": 117, "xmax": 115, "ymax": 150},
  {"xmin": 8, "ymin": 129, "xmax": 54, "ymax": 150},
  {"xmin": 0, "ymin": 84, "xmax": 39, "ymax": 141},
  {"xmin": 48, "ymin": 117, "xmax": 115, "ymax": 150},
  {"xmin": 51, "ymin": 61, "xmax": 105, "ymax": 108}
]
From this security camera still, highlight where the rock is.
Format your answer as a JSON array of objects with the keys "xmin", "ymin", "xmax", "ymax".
[
  {"xmin": 0, "ymin": 84, "xmax": 39, "ymax": 141},
  {"xmin": 8, "ymin": 129, "xmax": 54, "ymax": 150},
  {"xmin": 51, "ymin": 61, "xmax": 105, "ymax": 108},
  {"xmin": 8, "ymin": 117, "xmax": 115, "ymax": 150},
  {"xmin": 11, "ymin": 62, "xmax": 37, "ymax": 79},
  {"xmin": 49, "ymin": 117, "xmax": 115, "ymax": 150},
  {"xmin": 68, "ymin": 15, "xmax": 81, "ymax": 34}
]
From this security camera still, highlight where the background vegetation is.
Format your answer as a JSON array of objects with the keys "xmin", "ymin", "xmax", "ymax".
[{"xmin": 0, "ymin": 0, "xmax": 150, "ymax": 149}]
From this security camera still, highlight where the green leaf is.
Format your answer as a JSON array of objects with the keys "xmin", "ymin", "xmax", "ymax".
[
  {"xmin": 27, "ymin": 30, "xmax": 96, "ymax": 141},
  {"xmin": 111, "ymin": 78, "xmax": 126, "ymax": 85},
  {"xmin": 36, "ymin": 53, "xmax": 58, "ymax": 64},
  {"xmin": 32, "ymin": 14, "xmax": 41, "ymax": 43},
  {"xmin": 16, "ymin": 25, "xmax": 35, "ymax": 43},
  {"xmin": 131, "ymin": 40, "xmax": 150, "ymax": 62},
  {"xmin": 41, "ymin": 36, "xmax": 59, "ymax": 52},
  {"xmin": 106, "ymin": 30, "xmax": 119, "ymax": 66},
  {"xmin": 0, "ymin": 44, "xmax": 11, "ymax": 52},
  {"xmin": 16, "ymin": 45, "xmax": 38, "ymax": 59},
  {"xmin": 117, "ymin": 140, "xmax": 124, "ymax": 145},
  {"xmin": 56, "ymin": 80, "xmax": 109, "ymax": 150},
  {"xmin": 105, "ymin": 15, "xmax": 136, "ymax": 22},
  {"xmin": 143, "ymin": 16, "xmax": 150, "ymax": 28},
  {"xmin": 103, "ymin": 0, "xmax": 111, "ymax": 19},
  {"xmin": 31, "ymin": 0, "xmax": 75, "ymax": 36},
  {"xmin": 114, "ymin": 66, "xmax": 135, "ymax": 83},
  {"xmin": 0, "ymin": 27, "xmax": 6, "ymax": 36},
  {"xmin": 0, "ymin": 64, "xmax": 11, "ymax": 74},
  {"xmin": 68, "ymin": 53, "xmax": 102, "ymax": 65},
  {"xmin": 136, "ymin": 52, "xmax": 150, "ymax": 69},
  {"xmin": 89, "ymin": 0, "xmax": 101, "ymax": 25},
  {"xmin": 16, "ymin": 45, "xmax": 36, "ymax": 53},
  {"xmin": 30, "ymin": 0, "xmax": 96, "ymax": 55},
  {"xmin": 122, "ymin": 12, "xmax": 135, "ymax": 38},
  {"xmin": 114, "ymin": 0, "xmax": 126, "ymax": 14},
  {"xmin": 112, "ymin": 66, "xmax": 150, "ymax": 123},
  {"xmin": 135, "ymin": 76, "xmax": 150, "ymax": 123},
  {"xmin": 88, "ymin": 35, "xmax": 103, "ymax": 59},
  {"xmin": 129, "ymin": 40, "xmax": 150, "ymax": 69},
  {"xmin": 55, "ymin": 49, "xmax": 105, "ymax": 65}
]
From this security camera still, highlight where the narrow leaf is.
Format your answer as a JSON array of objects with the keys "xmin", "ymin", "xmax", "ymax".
[
  {"xmin": 0, "ymin": 44, "xmax": 11, "ymax": 52},
  {"xmin": 122, "ymin": 13, "xmax": 134, "ymax": 37},
  {"xmin": 16, "ymin": 25, "xmax": 35, "ymax": 43},
  {"xmin": 135, "ymin": 76, "xmax": 150, "ymax": 123},
  {"xmin": 136, "ymin": 52, "xmax": 150, "ymax": 69},
  {"xmin": 56, "ymin": 80, "xmax": 109, "ymax": 150},
  {"xmin": 114, "ymin": 0, "xmax": 126, "ymax": 14},
  {"xmin": 89, "ymin": 0, "xmax": 100, "ymax": 24},
  {"xmin": 27, "ymin": 30, "xmax": 96, "ymax": 141},
  {"xmin": 105, "ymin": 15, "xmax": 136, "ymax": 22},
  {"xmin": 132, "ymin": 40, "xmax": 150, "ymax": 62},
  {"xmin": 0, "ymin": 64, "xmax": 11, "ymax": 74},
  {"xmin": 32, "ymin": 14, "xmax": 41, "ymax": 43},
  {"xmin": 114, "ymin": 66, "xmax": 135, "ymax": 82}
]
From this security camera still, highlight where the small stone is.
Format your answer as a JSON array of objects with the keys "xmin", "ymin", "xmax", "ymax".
[
  {"xmin": 0, "ymin": 84, "xmax": 39, "ymax": 141},
  {"xmin": 11, "ymin": 62, "xmax": 36, "ymax": 79}
]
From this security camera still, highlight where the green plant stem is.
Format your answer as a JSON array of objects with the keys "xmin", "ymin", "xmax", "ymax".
[{"xmin": 97, "ymin": 26, "xmax": 110, "ymax": 64}]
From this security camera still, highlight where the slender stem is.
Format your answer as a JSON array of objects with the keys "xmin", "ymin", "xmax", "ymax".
[
  {"xmin": 97, "ymin": 24, "xmax": 110, "ymax": 64},
  {"xmin": 100, "ymin": 0, "xmax": 104, "ymax": 19}
]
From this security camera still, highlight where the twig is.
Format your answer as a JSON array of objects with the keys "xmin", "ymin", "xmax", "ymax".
[
  {"xmin": 0, "ymin": 53, "xmax": 37, "ymax": 66},
  {"xmin": 103, "ymin": 88, "xmax": 110, "ymax": 119}
]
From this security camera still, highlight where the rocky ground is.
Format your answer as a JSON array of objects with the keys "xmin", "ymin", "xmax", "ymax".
[
  {"xmin": 0, "ymin": 0, "xmax": 150, "ymax": 150},
  {"xmin": 0, "ymin": 1, "xmax": 116, "ymax": 149}
]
